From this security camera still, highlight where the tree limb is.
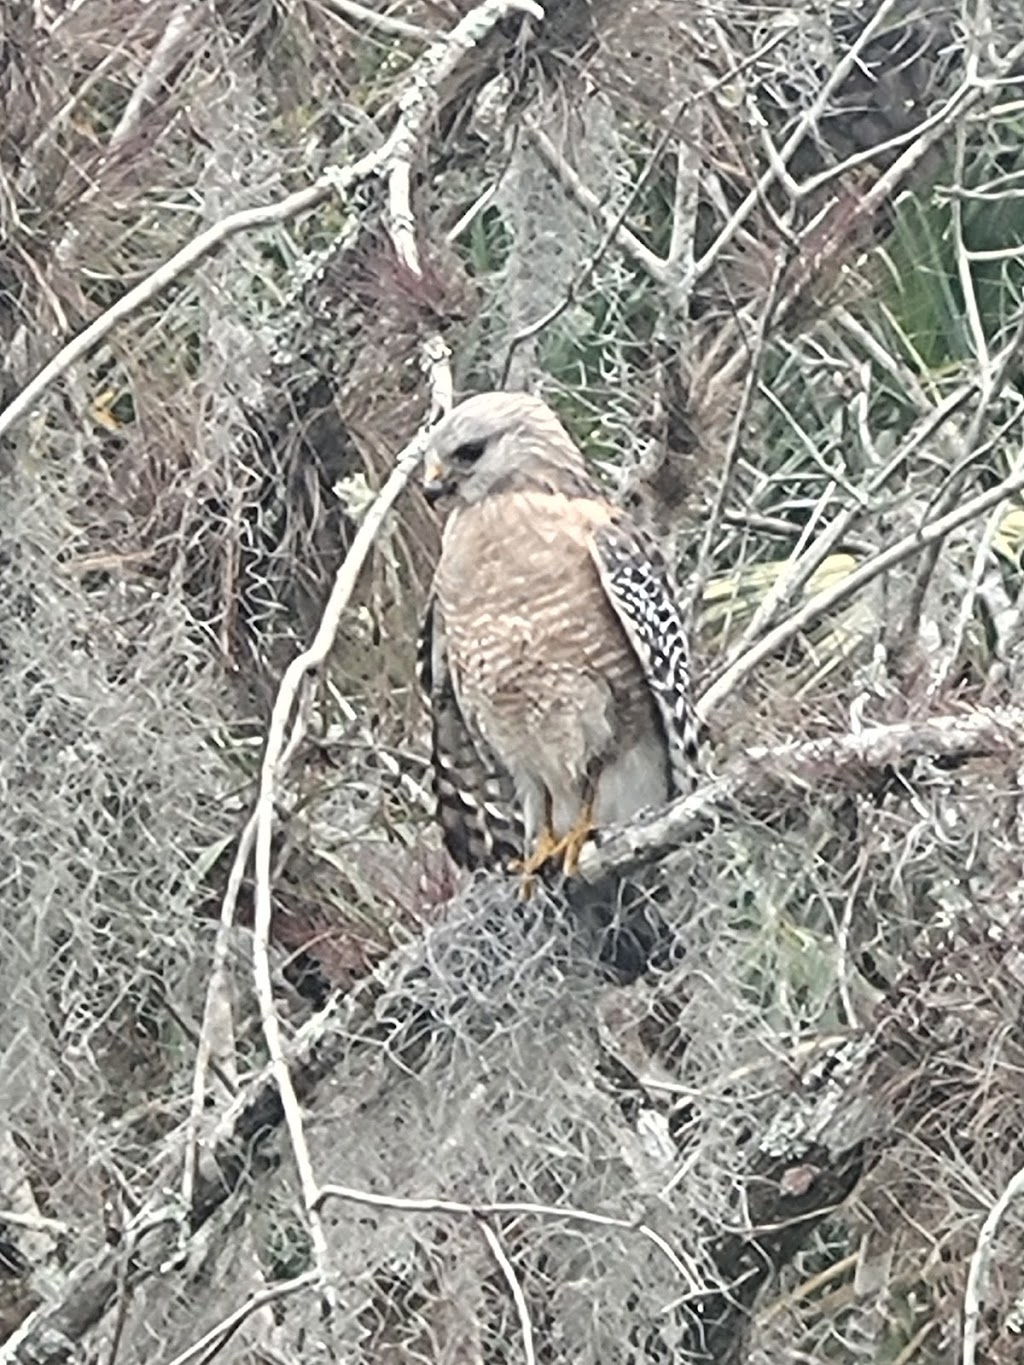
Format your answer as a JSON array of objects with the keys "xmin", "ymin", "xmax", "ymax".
[
  {"xmin": 3, "ymin": 706, "xmax": 1020, "ymax": 1364},
  {"xmin": 686, "ymin": 918, "xmax": 1023, "ymax": 1363},
  {"xmin": 580, "ymin": 706, "xmax": 1024, "ymax": 883},
  {"xmin": 0, "ymin": 0, "xmax": 543, "ymax": 445}
]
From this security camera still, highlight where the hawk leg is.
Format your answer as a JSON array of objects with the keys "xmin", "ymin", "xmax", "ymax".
[
  {"xmin": 515, "ymin": 791, "xmax": 559, "ymax": 900},
  {"xmin": 546, "ymin": 793, "xmax": 597, "ymax": 876},
  {"xmin": 514, "ymin": 779, "xmax": 599, "ymax": 897}
]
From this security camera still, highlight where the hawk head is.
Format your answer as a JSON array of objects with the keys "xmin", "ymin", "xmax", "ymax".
[{"xmin": 422, "ymin": 391, "xmax": 592, "ymax": 506}]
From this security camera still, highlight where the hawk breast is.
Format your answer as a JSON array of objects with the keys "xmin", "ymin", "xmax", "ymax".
[{"xmin": 433, "ymin": 489, "xmax": 656, "ymax": 794}]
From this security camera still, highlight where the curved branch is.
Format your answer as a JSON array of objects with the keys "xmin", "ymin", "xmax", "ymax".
[
  {"xmin": 0, "ymin": 0, "xmax": 543, "ymax": 446},
  {"xmin": 3, "ymin": 706, "xmax": 1019, "ymax": 1364}
]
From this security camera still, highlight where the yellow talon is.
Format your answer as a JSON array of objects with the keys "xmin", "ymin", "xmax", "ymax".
[
  {"xmin": 514, "ymin": 824, "xmax": 561, "ymax": 900},
  {"xmin": 511, "ymin": 796, "xmax": 597, "ymax": 897},
  {"xmin": 555, "ymin": 807, "xmax": 596, "ymax": 876},
  {"xmin": 545, "ymin": 799, "xmax": 596, "ymax": 877}
]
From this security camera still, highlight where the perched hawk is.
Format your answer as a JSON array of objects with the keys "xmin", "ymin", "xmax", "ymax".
[{"xmin": 418, "ymin": 392, "xmax": 698, "ymax": 892}]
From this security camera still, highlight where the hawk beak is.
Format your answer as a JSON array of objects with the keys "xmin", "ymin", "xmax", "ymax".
[{"xmin": 422, "ymin": 457, "xmax": 454, "ymax": 505}]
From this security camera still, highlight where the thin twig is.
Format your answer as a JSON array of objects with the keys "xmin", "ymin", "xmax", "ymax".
[
  {"xmin": 722, "ymin": 478, "xmax": 843, "ymax": 665},
  {"xmin": 927, "ymin": 496, "xmax": 1007, "ymax": 702},
  {"xmin": 107, "ymin": 0, "xmax": 205, "ymax": 155},
  {"xmin": 314, "ymin": 1184, "xmax": 701, "ymax": 1290},
  {"xmin": 856, "ymin": 37, "xmax": 1024, "ymax": 225},
  {"xmin": 962, "ymin": 1161, "xmax": 1024, "ymax": 1365},
  {"xmin": 446, "ymin": 181, "xmax": 500, "ymax": 243},
  {"xmin": 688, "ymin": 0, "xmax": 902, "ymax": 289},
  {"xmin": 18, "ymin": 16, "xmax": 150, "ymax": 185},
  {"xmin": 0, "ymin": 173, "xmax": 351, "ymax": 442},
  {"xmin": 181, "ymin": 730, "xmax": 308, "ymax": 1224},
  {"xmin": 892, "ymin": 1319, "xmax": 937, "ymax": 1365},
  {"xmin": 951, "ymin": 97, "xmax": 991, "ymax": 386},
  {"xmin": 181, "ymin": 816, "xmax": 255, "ymax": 1217},
  {"xmin": 718, "ymin": 508, "xmax": 873, "ymax": 555},
  {"xmin": 526, "ymin": 125, "xmax": 669, "ymax": 283},
  {"xmin": 498, "ymin": 28, "xmax": 791, "ymax": 383},
  {"xmin": 793, "ymin": 78, "xmax": 976, "ymax": 203},
  {"xmin": 251, "ymin": 428, "xmax": 431, "ymax": 1282},
  {"xmin": 686, "ymin": 254, "xmax": 789, "ymax": 620},
  {"xmin": 889, "ymin": 319, "xmax": 1024, "ymax": 670},
  {"xmin": 697, "ymin": 456, "xmax": 1024, "ymax": 720},
  {"xmin": 478, "ymin": 1220, "xmax": 536, "ymax": 1365},
  {"xmin": 0, "ymin": 0, "xmax": 543, "ymax": 444},
  {"xmin": 757, "ymin": 1251, "xmax": 858, "ymax": 1325},
  {"xmin": 161, "ymin": 1271, "xmax": 319, "ymax": 1365},
  {"xmin": 316, "ymin": 0, "xmax": 438, "ymax": 42},
  {"xmin": 500, "ymin": 103, "xmax": 686, "ymax": 382},
  {"xmin": 832, "ymin": 309, "xmax": 933, "ymax": 413}
]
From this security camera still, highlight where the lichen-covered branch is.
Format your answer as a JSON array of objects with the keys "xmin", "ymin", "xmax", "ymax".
[
  {"xmin": 0, "ymin": 0, "xmax": 542, "ymax": 444},
  {"xmin": 4, "ymin": 705, "xmax": 1019, "ymax": 1364},
  {"xmin": 582, "ymin": 706, "xmax": 1024, "ymax": 882}
]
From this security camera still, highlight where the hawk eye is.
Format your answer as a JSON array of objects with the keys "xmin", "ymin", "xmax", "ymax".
[{"xmin": 451, "ymin": 439, "xmax": 486, "ymax": 464}]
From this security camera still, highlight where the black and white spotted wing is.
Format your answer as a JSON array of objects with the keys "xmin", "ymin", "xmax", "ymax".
[{"xmin": 589, "ymin": 517, "xmax": 699, "ymax": 797}]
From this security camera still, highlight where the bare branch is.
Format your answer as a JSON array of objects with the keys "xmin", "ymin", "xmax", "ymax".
[
  {"xmin": 107, "ymin": 0, "xmax": 206, "ymax": 155},
  {"xmin": 689, "ymin": 0, "xmax": 903, "ymax": 289},
  {"xmin": 3, "ymin": 705, "xmax": 1018, "ymax": 1364},
  {"xmin": 162, "ymin": 1271, "xmax": 319, "ymax": 1365},
  {"xmin": 479, "ymin": 1220, "xmax": 536, "ymax": 1365},
  {"xmin": 686, "ymin": 255, "xmax": 788, "ymax": 619},
  {"xmin": 249, "ymin": 420, "xmax": 433, "ymax": 1284},
  {"xmin": 962, "ymin": 1161, "xmax": 1024, "ymax": 1365},
  {"xmin": 580, "ymin": 707, "xmax": 1024, "ymax": 882},
  {"xmin": 0, "ymin": 180, "xmax": 335, "ymax": 443},
  {"xmin": 855, "ymin": 37, "xmax": 1024, "ymax": 225},
  {"xmin": 526, "ymin": 125, "xmax": 670, "ymax": 285},
  {"xmin": 315, "ymin": 0, "xmax": 439, "ymax": 42},
  {"xmin": 697, "ymin": 449, "xmax": 1024, "ymax": 721},
  {"xmin": 0, "ymin": 0, "xmax": 543, "ymax": 444},
  {"xmin": 181, "ymin": 815, "xmax": 255, "ymax": 1220},
  {"xmin": 314, "ymin": 1184, "xmax": 700, "ymax": 1289}
]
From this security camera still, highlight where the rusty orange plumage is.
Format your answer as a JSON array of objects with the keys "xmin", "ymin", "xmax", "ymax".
[{"xmin": 418, "ymin": 392, "xmax": 698, "ymax": 892}]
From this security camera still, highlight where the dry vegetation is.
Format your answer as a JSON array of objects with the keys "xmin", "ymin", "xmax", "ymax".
[{"xmin": 3, "ymin": 0, "xmax": 1024, "ymax": 1361}]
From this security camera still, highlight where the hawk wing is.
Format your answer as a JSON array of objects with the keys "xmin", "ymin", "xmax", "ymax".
[
  {"xmin": 417, "ymin": 597, "xmax": 523, "ymax": 870},
  {"xmin": 588, "ymin": 514, "xmax": 699, "ymax": 798}
]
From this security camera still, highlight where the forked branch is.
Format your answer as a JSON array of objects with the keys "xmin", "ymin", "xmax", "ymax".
[{"xmin": 3, "ymin": 706, "xmax": 1020, "ymax": 1365}]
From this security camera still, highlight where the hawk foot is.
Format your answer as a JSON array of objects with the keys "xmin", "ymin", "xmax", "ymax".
[
  {"xmin": 512, "ymin": 824, "xmax": 562, "ymax": 900},
  {"xmin": 547, "ymin": 806, "xmax": 596, "ymax": 877},
  {"xmin": 512, "ymin": 806, "xmax": 596, "ymax": 898}
]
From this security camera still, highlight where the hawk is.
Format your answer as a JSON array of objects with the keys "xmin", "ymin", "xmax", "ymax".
[{"xmin": 418, "ymin": 392, "xmax": 698, "ymax": 893}]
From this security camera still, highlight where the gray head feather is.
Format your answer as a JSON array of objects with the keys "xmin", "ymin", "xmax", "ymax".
[{"xmin": 422, "ymin": 392, "xmax": 592, "ymax": 505}]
